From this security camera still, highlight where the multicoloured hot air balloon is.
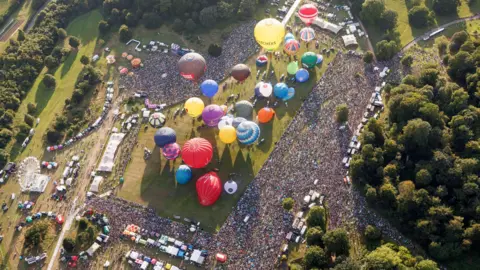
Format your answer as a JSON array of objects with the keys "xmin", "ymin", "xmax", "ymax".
[
  {"xmin": 196, "ymin": 172, "xmax": 222, "ymax": 206},
  {"xmin": 256, "ymin": 55, "xmax": 268, "ymax": 67},
  {"xmin": 300, "ymin": 27, "xmax": 316, "ymax": 43},
  {"xmin": 184, "ymin": 97, "xmax": 205, "ymax": 117},
  {"xmin": 182, "ymin": 138, "xmax": 213, "ymax": 168},
  {"xmin": 231, "ymin": 64, "xmax": 251, "ymax": 82},
  {"xmin": 149, "ymin": 112, "xmax": 166, "ymax": 128},
  {"xmin": 287, "ymin": 61, "xmax": 299, "ymax": 75},
  {"xmin": 301, "ymin": 52, "xmax": 318, "ymax": 69},
  {"xmin": 255, "ymin": 82, "xmax": 273, "ymax": 97},
  {"xmin": 274, "ymin": 83, "xmax": 289, "ymax": 99},
  {"xmin": 176, "ymin": 165, "xmax": 192, "ymax": 184},
  {"xmin": 178, "ymin": 52, "xmax": 206, "ymax": 82},
  {"xmin": 220, "ymin": 105, "xmax": 228, "ymax": 115},
  {"xmin": 284, "ymin": 33, "xmax": 295, "ymax": 42},
  {"xmin": 295, "ymin": 69, "xmax": 310, "ymax": 83},
  {"xmin": 162, "ymin": 143, "xmax": 181, "ymax": 160},
  {"xmin": 284, "ymin": 39, "xmax": 301, "ymax": 55},
  {"xmin": 200, "ymin": 80, "xmax": 219, "ymax": 98},
  {"xmin": 254, "ymin": 18, "xmax": 285, "ymax": 51},
  {"xmin": 202, "ymin": 104, "xmax": 224, "ymax": 127},
  {"xmin": 284, "ymin": 87, "xmax": 295, "ymax": 101},
  {"xmin": 219, "ymin": 125, "xmax": 237, "ymax": 144},
  {"xmin": 235, "ymin": 100, "xmax": 254, "ymax": 118},
  {"xmin": 298, "ymin": 4, "xmax": 318, "ymax": 26},
  {"xmin": 257, "ymin": 108, "xmax": 275, "ymax": 123},
  {"xmin": 154, "ymin": 127, "xmax": 176, "ymax": 147},
  {"xmin": 316, "ymin": 54, "xmax": 324, "ymax": 64},
  {"xmin": 236, "ymin": 121, "xmax": 260, "ymax": 145}
]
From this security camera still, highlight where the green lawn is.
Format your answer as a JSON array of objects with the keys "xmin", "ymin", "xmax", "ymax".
[
  {"xmin": 118, "ymin": 43, "xmax": 336, "ymax": 232},
  {"xmin": 7, "ymin": 10, "xmax": 103, "ymax": 160},
  {"xmin": 0, "ymin": 0, "xmax": 10, "ymax": 15}
]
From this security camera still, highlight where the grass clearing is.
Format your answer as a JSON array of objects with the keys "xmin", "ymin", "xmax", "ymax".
[
  {"xmin": 117, "ymin": 43, "xmax": 337, "ymax": 232},
  {"xmin": 0, "ymin": 0, "xmax": 33, "ymax": 52}
]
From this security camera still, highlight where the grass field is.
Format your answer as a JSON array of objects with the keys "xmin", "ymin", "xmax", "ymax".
[
  {"xmin": 0, "ymin": 0, "xmax": 33, "ymax": 52},
  {"xmin": 117, "ymin": 42, "xmax": 337, "ymax": 232},
  {"xmin": 0, "ymin": 0, "xmax": 10, "ymax": 15}
]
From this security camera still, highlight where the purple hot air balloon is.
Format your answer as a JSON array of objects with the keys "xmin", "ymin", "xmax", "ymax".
[
  {"xmin": 162, "ymin": 143, "xmax": 181, "ymax": 160},
  {"xmin": 202, "ymin": 104, "xmax": 225, "ymax": 127}
]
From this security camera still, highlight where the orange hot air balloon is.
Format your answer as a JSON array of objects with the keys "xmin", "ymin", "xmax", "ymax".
[
  {"xmin": 257, "ymin": 107, "xmax": 275, "ymax": 123},
  {"xmin": 196, "ymin": 172, "xmax": 222, "ymax": 206}
]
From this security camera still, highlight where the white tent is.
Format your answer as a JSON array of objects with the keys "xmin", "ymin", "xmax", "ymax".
[
  {"xmin": 342, "ymin": 35, "xmax": 358, "ymax": 47},
  {"xmin": 86, "ymin": 242, "xmax": 101, "ymax": 256},
  {"xmin": 312, "ymin": 17, "xmax": 342, "ymax": 34},
  {"xmin": 166, "ymin": 246, "xmax": 179, "ymax": 256},
  {"xmin": 90, "ymin": 176, "xmax": 104, "ymax": 193},
  {"xmin": 97, "ymin": 133, "xmax": 125, "ymax": 172},
  {"xmin": 190, "ymin": 250, "xmax": 205, "ymax": 264}
]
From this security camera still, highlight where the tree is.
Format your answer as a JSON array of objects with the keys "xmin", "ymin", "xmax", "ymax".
[
  {"xmin": 433, "ymin": 0, "xmax": 460, "ymax": 16},
  {"xmin": 0, "ymin": 129, "xmax": 13, "ymax": 148},
  {"xmin": 448, "ymin": 51, "xmax": 475, "ymax": 84},
  {"xmin": 306, "ymin": 227, "xmax": 324, "ymax": 246},
  {"xmin": 307, "ymin": 206, "xmax": 326, "ymax": 229},
  {"xmin": 25, "ymin": 221, "xmax": 49, "ymax": 247},
  {"xmin": 322, "ymin": 228, "xmax": 350, "ymax": 255},
  {"xmin": 419, "ymin": 68, "xmax": 439, "ymax": 87},
  {"xmin": 42, "ymin": 74, "xmax": 56, "ymax": 89},
  {"xmin": 17, "ymin": 29, "xmax": 25, "ymax": 42},
  {"xmin": 79, "ymin": 218, "xmax": 89, "ymax": 230},
  {"xmin": 24, "ymin": 114, "xmax": 35, "ymax": 127},
  {"xmin": 360, "ymin": 0, "xmax": 386, "ymax": 24},
  {"xmin": 401, "ymin": 55, "xmax": 413, "ymax": 67},
  {"xmin": 304, "ymin": 246, "xmax": 327, "ymax": 269},
  {"xmin": 208, "ymin": 44, "xmax": 222, "ymax": 57},
  {"xmin": 56, "ymin": 28, "xmax": 67, "ymax": 39},
  {"xmin": 125, "ymin": 12, "xmax": 137, "ymax": 27},
  {"xmin": 416, "ymin": 259, "xmax": 439, "ymax": 270},
  {"xmin": 0, "ymin": 149, "xmax": 9, "ymax": 169},
  {"xmin": 46, "ymin": 129, "xmax": 63, "ymax": 144},
  {"xmin": 68, "ymin": 36, "xmax": 80, "ymax": 49},
  {"xmin": 365, "ymin": 245, "xmax": 402, "ymax": 269},
  {"xmin": 172, "ymin": 18, "xmax": 184, "ymax": 32},
  {"xmin": 143, "ymin": 13, "xmax": 162, "ymax": 29},
  {"xmin": 379, "ymin": 182, "xmax": 397, "ymax": 206},
  {"xmin": 464, "ymin": 223, "xmax": 480, "ymax": 242},
  {"xmin": 408, "ymin": 6, "xmax": 434, "ymax": 28},
  {"xmin": 185, "ymin": 19, "xmax": 196, "ymax": 32},
  {"xmin": 365, "ymin": 225, "xmax": 382, "ymax": 241},
  {"xmin": 199, "ymin": 6, "xmax": 218, "ymax": 27},
  {"xmin": 98, "ymin": 20, "xmax": 109, "ymax": 35},
  {"xmin": 63, "ymin": 237, "xmax": 76, "ymax": 252},
  {"xmin": 80, "ymin": 55, "xmax": 90, "ymax": 65},
  {"xmin": 366, "ymin": 186, "xmax": 378, "ymax": 202},
  {"xmin": 282, "ymin": 197, "xmax": 294, "ymax": 211},
  {"xmin": 217, "ymin": 1, "xmax": 233, "ymax": 19},
  {"xmin": 376, "ymin": 40, "xmax": 399, "ymax": 60},
  {"xmin": 415, "ymin": 169, "xmax": 432, "ymax": 187},
  {"xmin": 44, "ymin": 55, "xmax": 59, "ymax": 70},
  {"xmin": 364, "ymin": 51, "xmax": 374, "ymax": 64},
  {"xmin": 16, "ymin": 123, "xmax": 30, "ymax": 140},
  {"xmin": 380, "ymin": 10, "xmax": 398, "ymax": 31},
  {"xmin": 400, "ymin": 119, "xmax": 432, "ymax": 156},
  {"xmin": 119, "ymin": 24, "xmax": 133, "ymax": 42},
  {"xmin": 335, "ymin": 104, "xmax": 349, "ymax": 124}
]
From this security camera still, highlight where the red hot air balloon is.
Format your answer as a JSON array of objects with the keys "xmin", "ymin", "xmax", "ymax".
[
  {"xmin": 178, "ymin": 52, "xmax": 207, "ymax": 82},
  {"xmin": 182, "ymin": 138, "xmax": 213, "ymax": 168},
  {"xmin": 196, "ymin": 172, "xmax": 222, "ymax": 206},
  {"xmin": 298, "ymin": 4, "xmax": 318, "ymax": 26}
]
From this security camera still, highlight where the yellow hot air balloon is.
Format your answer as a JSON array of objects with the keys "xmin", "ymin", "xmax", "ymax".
[
  {"xmin": 184, "ymin": 97, "xmax": 204, "ymax": 117},
  {"xmin": 254, "ymin": 18, "xmax": 286, "ymax": 51},
  {"xmin": 219, "ymin": 125, "xmax": 237, "ymax": 144}
]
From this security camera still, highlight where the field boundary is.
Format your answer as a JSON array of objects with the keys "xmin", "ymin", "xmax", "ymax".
[{"xmin": 0, "ymin": 19, "xmax": 23, "ymax": 41}]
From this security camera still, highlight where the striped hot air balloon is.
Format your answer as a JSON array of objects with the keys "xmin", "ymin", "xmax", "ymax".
[
  {"xmin": 300, "ymin": 27, "xmax": 316, "ymax": 42},
  {"xmin": 284, "ymin": 39, "xmax": 301, "ymax": 56}
]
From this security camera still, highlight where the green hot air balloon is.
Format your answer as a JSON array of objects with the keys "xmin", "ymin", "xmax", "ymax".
[
  {"xmin": 301, "ymin": 52, "xmax": 317, "ymax": 69},
  {"xmin": 287, "ymin": 61, "xmax": 299, "ymax": 75}
]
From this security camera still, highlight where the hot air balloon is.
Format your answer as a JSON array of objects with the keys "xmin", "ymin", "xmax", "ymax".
[
  {"xmin": 176, "ymin": 165, "xmax": 192, "ymax": 184},
  {"xmin": 235, "ymin": 100, "xmax": 254, "ymax": 118},
  {"xmin": 274, "ymin": 83, "xmax": 289, "ymax": 99},
  {"xmin": 218, "ymin": 115, "xmax": 234, "ymax": 129},
  {"xmin": 301, "ymin": 52, "xmax": 318, "ymax": 69},
  {"xmin": 258, "ymin": 108, "xmax": 275, "ymax": 123},
  {"xmin": 185, "ymin": 97, "xmax": 205, "ymax": 117},
  {"xmin": 231, "ymin": 64, "xmax": 251, "ymax": 82},
  {"xmin": 182, "ymin": 138, "xmax": 213, "ymax": 168},
  {"xmin": 224, "ymin": 180, "xmax": 238, "ymax": 194},
  {"xmin": 178, "ymin": 52, "xmax": 206, "ymax": 82},
  {"xmin": 295, "ymin": 69, "xmax": 310, "ymax": 83},
  {"xmin": 298, "ymin": 4, "xmax": 318, "ymax": 26},
  {"xmin": 254, "ymin": 18, "xmax": 285, "ymax": 51},
  {"xmin": 284, "ymin": 33, "xmax": 295, "ymax": 42},
  {"xmin": 106, "ymin": 55, "xmax": 116, "ymax": 64},
  {"xmin": 236, "ymin": 121, "xmax": 260, "ymax": 145},
  {"xmin": 149, "ymin": 112, "xmax": 166, "ymax": 128},
  {"xmin": 256, "ymin": 55, "xmax": 268, "ymax": 67},
  {"xmin": 284, "ymin": 87, "xmax": 295, "ymax": 101},
  {"xmin": 200, "ymin": 80, "xmax": 219, "ymax": 98},
  {"xmin": 300, "ymin": 27, "xmax": 316, "ymax": 43},
  {"xmin": 162, "ymin": 143, "xmax": 181, "ymax": 160},
  {"xmin": 202, "ymin": 105, "xmax": 224, "ymax": 127},
  {"xmin": 232, "ymin": 117, "xmax": 246, "ymax": 128},
  {"xmin": 131, "ymin": 58, "xmax": 142, "ymax": 68},
  {"xmin": 196, "ymin": 172, "xmax": 222, "ymax": 206},
  {"xmin": 287, "ymin": 61, "xmax": 299, "ymax": 75},
  {"xmin": 220, "ymin": 105, "xmax": 228, "ymax": 115},
  {"xmin": 284, "ymin": 39, "xmax": 301, "ymax": 55},
  {"xmin": 219, "ymin": 125, "xmax": 237, "ymax": 144},
  {"xmin": 316, "ymin": 54, "xmax": 323, "ymax": 64},
  {"xmin": 255, "ymin": 82, "xmax": 273, "ymax": 98},
  {"xmin": 154, "ymin": 127, "xmax": 176, "ymax": 147}
]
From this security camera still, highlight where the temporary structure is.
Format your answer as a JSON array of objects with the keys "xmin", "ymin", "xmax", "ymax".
[
  {"xmin": 342, "ymin": 35, "xmax": 358, "ymax": 47},
  {"xmin": 90, "ymin": 176, "xmax": 104, "ymax": 193}
]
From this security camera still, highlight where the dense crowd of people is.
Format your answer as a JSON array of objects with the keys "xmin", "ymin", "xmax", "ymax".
[{"xmin": 119, "ymin": 21, "xmax": 259, "ymax": 106}]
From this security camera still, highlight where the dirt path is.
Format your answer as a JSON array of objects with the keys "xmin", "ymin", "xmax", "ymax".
[{"xmin": 0, "ymin": 20, "xmax": 23, "ymax": 41}]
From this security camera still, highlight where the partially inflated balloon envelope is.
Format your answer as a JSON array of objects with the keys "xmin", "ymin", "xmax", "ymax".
[
  {"xmin": 224, "ymin": 180, "xmax": 238, "ymax": 194},
  {"xmin": 284, "ymin": 39, "xmax": 301, "ymax": 56},
  {"xmin": 316, "ymin": 54, "xmax": 323, "ymax": 64},
  {"xmin": 182, "ymin": 138, "xmax": 213, "ymax": 168},
  {"xmin": 202, "ymin": 104, "xmax": 224, "ymax": 127},
  {"xmin": 255, "ymin": 82, "xmax": 273, "ymax": 97},
  {"xmin": 196, "ymin": 172, "xmax": 222, "ymax": 206},
  {"xmin": 178, "ymin": 52, "xmax": 206, "ymax": 82},
  {"xmin": 200, "ymin": 80, "xmax": 219, "ymax": 98},
  {"xmin": 274, "ymin": 83, "xmax": 289, "ymax": 99},
  {"xmin": 254, "ymin": 18, "xmax": 286, "ymax": 51},
  {"xmin": 284, "ymin": 87, "xmax": 295, "ymax": 101},
  {"xmin": 301, "ymin": 52, "xmax": 318, "ymax": 69},
  {"xmin": 176, "ymin": 165, "xmax": 192, "ymax": 184},
  {"xmin": 256, "ymin": 55, "xmax": 268, "ymax": 67},
  {"xmin": 298, "ymin": 4, "xmax": 318, "ymax": 26},
  {"xmin": 300, "ymin": 27, "xmax": 316, "ymax": 43},
  {"xmin": 284, "ymin": 33, "xmax": 295, "ymax": 42},
  {"xmin": 184, "ymin": 97, "xmax": 205, "ymax": 117},
  {"xmin": 162, "ymin": 143, "xmax": 180, "ymax": 160},
  {"xmin": 236, "ymin": 121, "xmax": 260, "ymax": 145},
  {"xmin": 235, "ymin": 100, "xmax": 254, "ymax": 118},
  {"xmin": 287, "ymin": 61, "xmax": 299, "ymax": 75},
  {"xmin": 218, "ymin": 115, "xmax": 234, "ymax": 129},
  {"xmin": 295, "ymin": 69, "xmax": 310, "ymax": 83},
  {"xmin": 219, "ymin": 125, "xmax": 237, "ymax": 144},
  {"xmin": 257, "ymin": 107, "xmax": 275, "ymax": 123},
  {"xmin": 154, "ymin": 127, "xmax": 176, "ymax": 147},
  {"xmin": 231, "ymin": 64, "xmax": 251, "ymax": 82},
  {"xmin": 232, "ymin": 117, "xmax": 246, "ymax": 128}
]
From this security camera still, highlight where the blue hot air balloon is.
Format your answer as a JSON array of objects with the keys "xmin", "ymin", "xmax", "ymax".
[
  {"xmin": 284, "ymin": 33, "xmax": 295, "ymax": 43},
  {"xmin": 295, "ymin": 69, "xmax": 309, "ymax": 83},
  {"xmin": 154, "ymin": 127, "xmax": 177, "ymax": 147},
  {"xmin": 200, "ymin": 80, "xmax": 219, "ymax": 98},
  {"xmin": 274, "ymin": 83, "xmax": 289, "ymax": 99},
  {"xmin": 176, "ymin": 165, "xmax": 192, "ymax": 184},
  {"xmin": 283, "ymin": 87, "xmax": 295, "ymax": 101},
  {"xmin": 316, "ymin": 54, "xmax": 323, "ymax": 64},
  {"xmin": 236, "ymin": 121, "xmax": 260, "ymax": 145}
]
